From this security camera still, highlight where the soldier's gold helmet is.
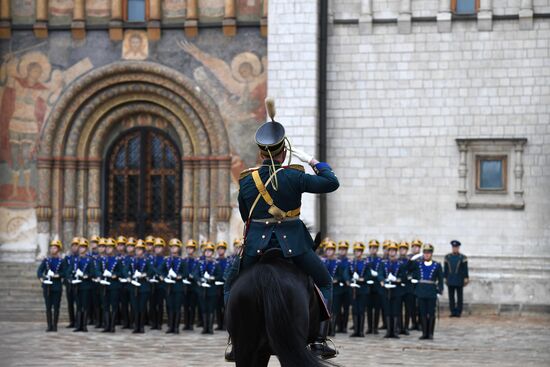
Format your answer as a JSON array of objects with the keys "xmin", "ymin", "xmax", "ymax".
[
  {"xmin": 90, "ymin": 235, "xmax": 101, "ymax": 243},
  {"xmin": 126, "ymin": 237, "xmax": 137, "ymax": 247},
  {"xmin": 423, "ymin": 243, "xmax": 434, "ymax": 252},
  {"xmin": 398, "ymin": 241, "xmax": 410, "ymax": 249},
  {"xmin": 353, "ymin": 241, "xmax": 365, "ymax": 252},
  {"xmin": 387, "ymin": 241, "xmax": 398, "ymax": 251},
  {"xmin": 216, "ymin": 241, "xmax": 228, "ymax": 250},
  {"xmin": 186, "ymin": 239, "xmax": 198, "ymax": 249},
  {"xmin": 233, "ymin": 238, "xmax": 242, "ymax": 247},
  {"xmin": 79, "ymin": 238, "xmax": 89, "ymax": 248},
  {"xmin": 116, "ymin": 236, "xmax": 127, "ymax": 245},
  {"xmin": 106, "ymin": 238, "xmax": 116, "ymax": 247},
  {"xmin": 382, "ymin": 240, "xmax": 392, "ymax": 249},
  {"xmin": 411, "ymin": 239, "xmax": 423, "ymax": 247},
  {"xmin": 368, "ymin": 239, "xmax": 380, "ymax": 248},
  {"xmin": 71, "ymin": 237, "xmax": 81, "ymax": 246},
  {"xmin": 168, "ymin": 238, "xmax": 181, "ymax": 247},
  {"xmin": 324, "ymin": 241, "xmax": 337, "ymax": 250},
  {"xmin": 202, "ymin": 242, "xmax": 215, "ymax": 252},
  {"xmin": 338, "ymin": 241, "xmax": 350, "ymax": 250},
  {"xmin": 135, "ymin": 239, "xmax": 146, "ymax": 249},
  {"xmin": 49, "ymin": 239, "xmax": 63, "ymax": 248},
  {"xmin": 98, "ymin": 237, "xmax": 108, "ymax": 246},
  {"xmin": 145, "ymin": 235, "xmax": 155, "ymax": 245},
  {"xmin": 155, "ymin": 238, "xmax": 167, "ymax": 247}
]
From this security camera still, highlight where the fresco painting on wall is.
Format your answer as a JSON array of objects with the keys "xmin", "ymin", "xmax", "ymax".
[
  {"xmin": 198, "ymin": 0, "xmax": 225, "ymax": 23},
  {"xmin": 86, "ymin": 0, "xmax": 111, "ymax": 25},
  {"xmin": 122, "ymin": 30, "xmax": 149, "ymax": 60},
  {"xmin": 162, "ymin": 0, "xmax": 187, "ymax": 23},
  {"xmin": 236, "ymin": 0, "xmax": 262, "ymax": 21},
  {"xmin": 0, "ymin": 48, "xmax": 93, "ymax": 208},
  {"xmin": 11, "ymin": 0, "xmax": 35, "ymax": 25},
  {"xmin": 49, "ymin": 0, "xmax": 74, "ymax": 26},
  {"xmin": 177, "ymin": 39, "xmax": 267, "ymax": 180}
]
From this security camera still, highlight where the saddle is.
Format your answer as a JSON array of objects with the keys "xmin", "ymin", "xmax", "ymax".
[{"xmin": 258, "ymin": 248, "xmax": 331, "ymax": 322}]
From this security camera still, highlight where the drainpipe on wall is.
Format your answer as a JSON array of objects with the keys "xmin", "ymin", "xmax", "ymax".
[{"xmin": 318, "ymin": 0, "xmax": 328, "ymax": 238}]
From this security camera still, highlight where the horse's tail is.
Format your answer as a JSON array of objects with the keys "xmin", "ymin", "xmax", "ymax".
[{"xmin": 255, "ymin": 262, "xmax": 334, "ymax": 367}]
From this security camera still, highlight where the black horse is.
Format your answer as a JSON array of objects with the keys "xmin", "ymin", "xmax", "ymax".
[{"xmin": 226, "ymin": 249, "xmax": 336, "ymax": 367}]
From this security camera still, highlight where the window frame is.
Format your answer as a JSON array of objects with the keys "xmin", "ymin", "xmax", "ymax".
[
  {"xmin": 451, "ymin": 0, "xmax": 480, "ymax": 15},
  {"xmin": 123, "ymin": 0, "xmax": 150, "ymax": 23},
  {"xmin": 475, "ymin": 155, "xmax": 508, "ymax": 193}
]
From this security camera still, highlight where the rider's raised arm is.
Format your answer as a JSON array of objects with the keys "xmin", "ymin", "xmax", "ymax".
[{"xmin": 297, "ymin": 162, "xmax": 340, "ymax": 194}]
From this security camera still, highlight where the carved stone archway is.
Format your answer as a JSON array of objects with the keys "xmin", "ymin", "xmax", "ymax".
[{"xmin": 36, "ymin": 62, "xmax": 231, "ymax": 247}]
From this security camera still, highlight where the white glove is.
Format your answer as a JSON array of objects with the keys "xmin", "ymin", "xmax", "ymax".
[
  {"xmin": 75, "ymin": 269, "xmax": 84, "ymax": 277},
  {"xmin": 100, "ymin": 280, "xmax": 111, "ymax": 286},
  {"xmin": 131, "ymin": 280, "xmax": 141, "ymax": 287},
  {"xmin": 366, "ymin": 280, "xmax": 374, "ymax": 285},
  {"xmin": 204, "ymin": 271, "xmax": 211, "ymax": 280},
  {"xmin": 215, "ymin": 281, "xmax": 225, "ymax": 286},
  {"xmin": 71, "ymin": 279, "xmax": 82, "ymax": 284},
  {"xmin": 149, "ymin": 278, "xmax": 159, "ymax": 283},
  {"xmin": 164, "ymin": 278, "xmax": 175, "ymax": 284},
  {"xmin": 103, "ymin": 270, "xmax": 112, "ymax": 278},
  {"xmin": 292, "ymin": 148, "xmax": 314, "ymax": 164},
  {"xmin": 370, "ymin": 270, "xmax": 378, "ymax": 277},
  {"xmin": 200, "ymin": 282, "xmax": 211, "ymax": 288},
  {"xmin": 350, "ymin": 283, "xmax": 360, "ymax": 288},
  {"xmin": 119, "ymin": 278, "xmax": 128, "ymax": 283},
  {"xmin": 387, "ymin": 273, "xmax": 397, "ymax": 282},
  {"xmin": 352, "ymin": 272, "xmax": 360, "ymax": 281},
  {"xmin": 411, "ymin": 252, "xmax": 423, "ymax": 261},
  {"xmin": 182, "ymin": 279, "xmax": 192, "ymax": 285},
  {"xmin": 168, "ymin": 269, "xmax": 177, "ymax": 279},
  {"xmin": 134, "ymin": 270, "xmax": 142, "ymax": 279},
  {"xmin": 411, "ymin": 279, "xmax": 419, "ymax": 284},
  {"xmin": 384, "ymin": 283, "xmax": 396, "ymax": 289},
  {"xmin": 46, "ymin": 269, "xmax": 54, "ymax": 277}
]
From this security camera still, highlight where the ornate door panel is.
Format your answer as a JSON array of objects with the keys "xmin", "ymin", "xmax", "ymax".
[{"xmin": 104, "ymin": 128, "xmax": 181, "ymax": 239}]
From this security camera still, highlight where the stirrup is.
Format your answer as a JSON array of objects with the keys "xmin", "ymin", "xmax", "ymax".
[
  {"xmin": 224, "ymin": 336, "xmax": 235, "ymax": 362},
  {"xmin": 309, "ymin": 338, "xmax": 338, "ymax": 360}
]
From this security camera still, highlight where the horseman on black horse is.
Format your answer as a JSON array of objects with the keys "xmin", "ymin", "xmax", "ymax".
[{"xmin": 224, "ymin": 98, "xmax": 340, "ymax": 366}]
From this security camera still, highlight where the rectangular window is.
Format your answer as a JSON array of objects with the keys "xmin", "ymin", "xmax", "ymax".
[
  {"xmin": 126, "ymin": 0, "xmax": 147, "ymax": 22},
  {"xmin": 452, "ymin": 0, "xmax": 479, "ymax": 15},
  {"xmin": 476, "ymin": 155, "xmax": 507, "ymax": 192}
]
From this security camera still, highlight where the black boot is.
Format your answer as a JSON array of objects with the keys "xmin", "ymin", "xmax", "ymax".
[
  {"xmin": 102, "ymin": 311, "xmax": 111, "ymax": 332},
  {"xmin": 81, "ymin": 312, "xmax": 88, "ymax": 332},
  {"xmin": 94, "ymin": 305, "xmax": 102, "ymax": 328},
  {"xmin": 384, "ymin": 316, "xmax": 392, "ymax": 338},
  {"xmin": 342, "ymin": 307, "xmax": 349, "ymax": 334},
  {"xmin": 73, "ymin": 311, "xmax": 81, "ymax": 332},
  {"xmin": 166, "ymin": 312, "xmax": 174, "ymax": 334},
  {"xmin": 132, "ymin": 312, "xmax": 140, "ymax": 334},
  {"xmin": 139, "ymin": 311, "xmax": 145, "ymax": 333},
  {"xmin": 309, "ymin": 320, "xmax": 337, "ymax": 360},
  {"xmin": 328, "ymin": 316, "xmax": 336, "ymax": 337},
  {"xmin": 110, "ymin": 311, "xmax": 117, "ymax": 333},
  {"xmin": 174, "ymin": 312, "xmax": 181, "ymax": 334},
  {"xmin": 46, "ymin": 309, "xmax": 53, "ymax": 332},
  {"xmin": 392, "ymin": 317, "xmax": 400, "ymax": 339},
  {"xmin": 358, "ymin": 314, "xmax": 365, "ymax": 337},
  {"xmin": 400, "ymin": 311, "xmax": 409, "ymax": 335},
  {"xmin": 428, "ymin": 316, "xmax": 435, "ymax": 339},
  {"xmin": 350, "ymin": 315, "xmax": 360, "ymax": 337},
  {"xmin": 52, "ymin": 308, "xmax": 59, "ymax": 332},
  {"xmin": 366, "ymin": 310, "xmax": 373, "ymax": 334},
  {"xmin": 419, "ymin": 315, "xmax": 428, "ymax": 339},
  {"xmin": 225, "ymin": 337, "xmax": 235, "ymax": 362},
  {"xmin": 208, "ymin": 313, "xmax": 215, "ymax": 334},
  {"xmin": 201, "ymin": 314, "xmax": 208, "ymax": 334}
]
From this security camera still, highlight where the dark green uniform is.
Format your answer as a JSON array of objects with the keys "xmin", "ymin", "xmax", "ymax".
[
  {"xmin": 322, "ymin": 257, "xmax": 350, "ymax": 337},
  {"xmin": 37, "ymin": 257, "xmax": 66, "ymax": 332},
  {"xmin": 183, "ymin": 256, "xmax": 199, "ymax": 330},
  {"xmin": 97, "ymin": 255, "xmax": 124, "ymax": 332},
  {"xmin": 194, "ymin": 258, "xmax": 223, "ymax": 334},
  {"xmin": 349, "ymin": 258, "xmax": 375, "ymax": 337},
  {"xmin": 161, "ymin": 255, "xmax": 188, "ymax": 334},
  {"xmin": 365, "ymin": 255, "xmax": 383, "ymax": 334},
  {"xmin": 69, "ymin": 255, "xmax": 97, "ymax": 332},
  {"xmin": 150, "ymin": 254, "xmax": 166, "ymax": 329},
  {"xmin": 378, "ymin": 258, "xmax": 407, "ymax": 338},
  {"xmin": 126, "ymin": 256, "xmax": 157, "ymax": 333},
  {"xmin": 414, "ymin": 260, "xmax": 444, "ymax": 339},
  {"xmin": 61, "ymin": 253, "xmax": 77, "ymax": 327}
]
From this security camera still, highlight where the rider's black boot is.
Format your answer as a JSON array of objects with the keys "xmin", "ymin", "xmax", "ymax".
[{"xmin": 309, "ymin": 320, "xmax": 337, "ymax": 360}]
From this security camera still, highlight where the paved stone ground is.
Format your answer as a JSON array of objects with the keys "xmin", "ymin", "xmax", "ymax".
[{"xmin": 0, "ymin": 316, "xmax": 549, "ymax": 367}]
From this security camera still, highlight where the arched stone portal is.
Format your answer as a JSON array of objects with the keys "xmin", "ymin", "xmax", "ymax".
[{"xmin": 36, "ymin": 61, "xmax": 231, "ymax": 248}]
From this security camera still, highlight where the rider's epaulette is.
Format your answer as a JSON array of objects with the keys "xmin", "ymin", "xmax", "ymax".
[
  {"xmin": 239, "ymin": 167, "xmax": 258, "ymax": 180},
  {"xmin": 284, "ymin": 164, "xmax": 305, "ymax": 172}
]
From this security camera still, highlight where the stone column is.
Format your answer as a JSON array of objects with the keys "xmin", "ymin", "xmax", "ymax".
[
  {"xmin": 197, "ymin": 158, "xmax": 210, "ymax": 242},
  {"xmin": 148, "ymin": 0, "xmax": 161, "ymax": 40},
  {"xmin": 478, "ymin": 0, "xmax": 492, "ymax": 31},
  {"xmin": 86, "ymin": 160, "xmax": 102, "ymax": 236},
  {"xmin": 398, "ymin": 0, "xmax": 412, "ymax": 34},
  {"xmin": 185, "ymin": 0, "xmax": 198, "ymax": 38},
  {"xmin": 513, "ymin": 141, "xmax": 526, "ymax": 208},
  {"xmin": 181, "ymin": 158, "xmax": 195, "ymax": 240},
  {"xmin": 62, "ymin": 159, "xmax": 77, "ymax": 245},
  {"xmin": 72, "ymin": 0, "xmax": 86, "ymax": 39},
  {"xmin": 437, "ymin": 0, "xmax": 452, "ymax": 33},
  {"xmin": 359, "ymin": 0, "xmax": 373, "ymax": 35},
  {"xmin": 0, "ymin": 0, "xmax": 11, "ymax": 39},
  {"xmin": 110, "ymin": 0, "xmax": 123, "ymax": 41},
  {"xmin": 260, "ymin": 0, "xmax": 268, "ymax": 37},
  {"xmin": 75, "ymin": 160, "xmax": 88, "ymax": 236},
  {"xmin": 36, "ymin": 158, "xmax": 53, "ymax": 256},
  {"xmin": 34, "ymin": 0, "xmax": 48, "ymax": 38},
  {"xmin": 223, "ymin": 0, "xmax": 236, "ymax": 36},
  {"xmin": 216, "ymin": 157, "xmax": 232, "ymax": 243},
  {"xmin": 456, "ymin": 141, "xmax": 468, "ymax": 208},
  {"xmin": 51, "ymin": 159, "xmax": 63, "ymax": 240},
  {"xmin": 519, "ymin": 0, "xmax": 533, "ymax": 30}
]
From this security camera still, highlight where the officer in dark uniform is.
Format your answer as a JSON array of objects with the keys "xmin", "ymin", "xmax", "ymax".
[
  {"xmin": 62, "ymin": 236, "xmax": 80, "ymax": 328},
  {"xmin": 144, "ymin": 235, "xmax": 155, "ymax": 326},
  {"xmin": 92, "ymin": 237, "xmax": 108, "ymax": 329},
  {"xmin": 414, "ymin": 243, "xmax": 444, "ymax": 339},
  {"xmin": 161, "ymin": 238, "xmax": 187, "ymax": 334},
  {"xmin": 379, "ymin": 240, "xmax": 392, "ymax": 330},
  {"xmin": 444, "ymin": 240, "xmax": 469, "ymax": 317},
  {"xmin": 99, "ymin": 237, "xmax": 124, "ymax": 332},
  {"xmin": 215, "ymin": 240, "xmax": 229, "ymax": 330},
  {"xmin": 88, "ymin": 235, "xmax": 101, "ymax": 327},
  {"xmin": 379, "ymin": 241, "xmax": 406, "ymax": 338},
  {"xmin": 398, "ymin": 241, "xmax": 414, "ymax": 335},
  {"xmin": 409, "ymin": 238, "xmax": 423, "ymax": 330},
  {"xmin": 321, "ymin": 240, "xmax": 349, "ymax": 337},
  {"xmin": 71, "ymin": 238, "xmax": 97, "ymax": 332},
  {"xmin": 365, "ymin": 239, "xmax": 382, "ymax": 334},
  {"xmin": 121, "ymin": 236, "xmax": 135, "ymax": 329},
  {"xmin": 37, "ymin": 239, "xmax": 66, "ymax": 332},
  {"xmin": 126, "ymin": 239, "xmax": 156, "ymax": 334},
  {"xmin": 150, "ymin": 237, "xmax": 167, "ymax": 330},
  {"xmin": 349, "ymin": 241, "xmax": 372, "ymax": 338},
  {"xmin": 336, "ymin": 240, "xmax": 351, "ymax": 334},
  {"xmin": 183, "ymin": 239, "xmax": 199, "ymax": 330},
  {"xmin": 195, "ymin": 242, "xmax": 222, "ymax": 334}
]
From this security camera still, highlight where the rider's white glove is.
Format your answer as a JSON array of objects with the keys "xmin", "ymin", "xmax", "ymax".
[
  {"xmin": 292, "ymin": 148, "xmax": 314, "ymax": 165},
  {"xmin": 411, "ymin": 253, "xmax": 423, "ymax": 261}
]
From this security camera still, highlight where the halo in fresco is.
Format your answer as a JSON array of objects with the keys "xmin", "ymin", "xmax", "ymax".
[
  {"xmin": 230, "ymin": 52, "xmax": 262, "ymax": 83},
  {"xmin": 18, "ymin": 52, "xmax": 52, "ymax": 82}
]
